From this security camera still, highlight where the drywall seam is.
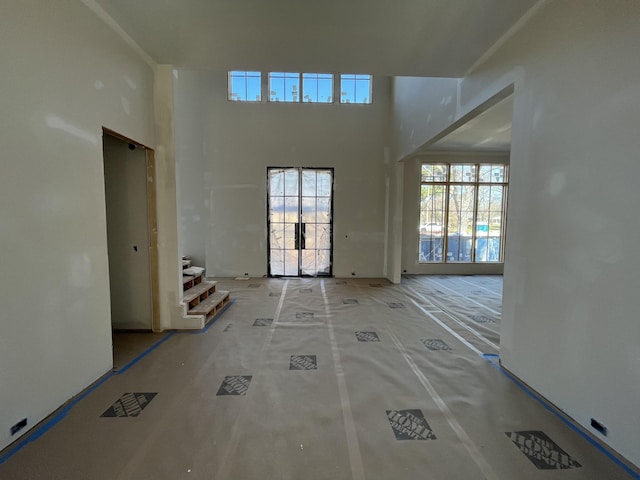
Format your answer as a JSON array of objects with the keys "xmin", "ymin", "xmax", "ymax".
[
  {"xmin": 81, "ymin": 0, "xmax": 156, "ymax": 68},
  {"xmin": 464, "ymin": 0, "xmax": 550, "ymax": 76}
]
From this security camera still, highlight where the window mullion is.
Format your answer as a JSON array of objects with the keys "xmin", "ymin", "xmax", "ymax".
[
  {"xmin": 500, "ymin": 184, "xmax": 509, "ymax": 262},
  {"xmin": 471, "ymin": 168, "xmax": 480, "ymax": 263},
  {"xmin": 442, "ymin": 166, "xmax": 451, "ymax": 263},
  {"xmin": 500, "ymin": 165, "xmax": 510, "ymax": 263}
]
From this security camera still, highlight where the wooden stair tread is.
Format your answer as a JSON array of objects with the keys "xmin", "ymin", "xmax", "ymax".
[
  {"xmin": 183, "ymin": 281, "xmax": 217, "ymax": 303},
  {"xmin": 183, "ymin": 275, "xmax": 194, "ymax": 284},
  {"xmin": 188, "ymin": 290, "xmax": 230, "ymax": 315}
]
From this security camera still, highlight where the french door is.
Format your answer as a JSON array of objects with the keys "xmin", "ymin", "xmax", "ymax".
[{"xmin": 268, "ymin": 167, "xmax": 333, "ymax": 277}]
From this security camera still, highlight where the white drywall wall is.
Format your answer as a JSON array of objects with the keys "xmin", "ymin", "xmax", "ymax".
[
  {"xmin": 103, "ymin": 135, "xmax": 152, "ymax": 330},
  {"xmin": 394, "ymin": 0, "xmax": 640, "ymax": 467},
  {"xmin": 0, "ymin": 1, "xmax": 155, "ymax": 451},
  {"xmin": 384, "ymin": 151, "xmax": 404, "ymax": 284},
  {"xmin": 489, "ymin": 2, "xmax": 640, "ymax": 466},
  {"xmin": 401, "ymin": 152, "xmax": 509, "ymax": 275},
  {"xmin": 174, "ymin": 70, "xmax": 207, "ymax": 267},
  {"xmin": 392, "ymin": 77, "xmax": 459, "ymax": 161},
  {"xmin": 174, "ymin": 71, "xmax": 392, "ymax": 278}
]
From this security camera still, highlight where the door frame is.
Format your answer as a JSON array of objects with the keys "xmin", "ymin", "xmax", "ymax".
[
  {"xmin": 266, "ymin": 166, "xmax": 334, "ymax": 278},
  {"xmin": 102, "ymin": 127, "xmax": 160, "ymax": 332}
]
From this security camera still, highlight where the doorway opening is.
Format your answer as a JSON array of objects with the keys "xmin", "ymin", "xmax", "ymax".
[
  {"xmin": 267, "ymin": 167, "xmax": 334, "ymax": 277},
  {"xmin": 102, "ymin": 128, "xmax": 161, "ymax": 368}
]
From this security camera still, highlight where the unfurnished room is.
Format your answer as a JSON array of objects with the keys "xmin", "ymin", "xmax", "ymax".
[{"xmin": 1, "ymin": 1, "xmax": 639, "ymax": 479}]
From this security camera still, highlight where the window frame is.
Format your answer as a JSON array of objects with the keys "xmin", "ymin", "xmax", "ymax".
[
  {"xmin": 419, "ymin": 162, "xmax": 509, "ymax": 264},
  {"xmin": 339, "ymin": 74, "xmax": 373, "ymax": 105},
  {"xmin": 228, "ymin": 71, "xmax": 262, "ymax": 102},
  {"xmin": 301, "ymin": 73, "xmax": 334, "ymax": 104},
  {"xmin": 268, "ymin": 72, "xmax": 301, "ymax": 103},
  {"xmin": 228, "ymin": 71, "xmax": 374, "ymax": 105}
]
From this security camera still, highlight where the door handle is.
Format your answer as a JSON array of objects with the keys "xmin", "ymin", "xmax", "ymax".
[
  {"xmin": 294, "ymin": 223, "xmax": 300, "ymax": 250},
  {"xmin": 301, "ymin": 223, "xmax": 306, "ymax": 250}
]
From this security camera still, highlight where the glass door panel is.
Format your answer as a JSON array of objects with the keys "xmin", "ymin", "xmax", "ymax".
[
  {"xmin": 315, "ymin": 224, "xmax": 331, "ymax": 249},
  {"xmin": 301, "ymin": 170, "xmax": 317, "ymax": 196},
  {"xmin": 268, "ymin": 167, "xmax": 333, "ymax": 276},
  {"xmin": 268, "ymin": 168, "xmax": 300, "ymax": 276},
  {"xmin": 301, "ymin": 169, "xmax": 332, "ymax": 276}
]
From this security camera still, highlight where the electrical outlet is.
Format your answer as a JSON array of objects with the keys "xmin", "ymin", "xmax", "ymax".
[
  {"xmin": 10, "ymin": 418, "xmax": 27, "ymax": 435},
  {"xmin": 591, "ymin": 418, "xmax": 608, "ymax": 436}
]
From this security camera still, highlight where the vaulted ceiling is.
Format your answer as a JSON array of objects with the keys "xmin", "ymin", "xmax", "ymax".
[{"xmin": 94, "ymin": 0, "xmax": 539, "ymax": 76}]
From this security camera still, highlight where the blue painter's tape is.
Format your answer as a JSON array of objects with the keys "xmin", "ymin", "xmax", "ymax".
[
  {"xmin": 0, "ymin": 371, "xmax": 113, "ymax": 464},
  {"xmin": 0, "ymin": 300, "xmax": 238, "ymax": 464},
  {"xmin": 114, "ymin": 332, "xmax": 175, "ymax": 374},
  {"xmin": 0, "ymin": 331, "xmax": 176, "ymax": 465},
  {"xmin": 483, "ymin": 354, "xmax": 640, "ymax": 480}
]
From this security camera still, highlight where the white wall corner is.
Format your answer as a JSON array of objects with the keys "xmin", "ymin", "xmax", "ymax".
[
  {"xmin": 80, "ymin": 0, "xmax": 157, "ymax": 68},
  {"xmin": 463, "ymin": 0, "xmax": 550, "ymax": 77},
  {"xmin": 153, "ymin": 65, "xmax": 183, "ymax": 330}
]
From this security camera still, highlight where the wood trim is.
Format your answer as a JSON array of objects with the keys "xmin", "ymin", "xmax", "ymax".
[
  {"xmin": 146, "ymin": 149, "xmax": 161, "ymax": 333},
  {"xmin": 102, "ymin": 127, "xmax": 151, "ymax": 149},
  {"xmin": 103, "ymin": 127, "xmax": 160, "ymax": 332}
]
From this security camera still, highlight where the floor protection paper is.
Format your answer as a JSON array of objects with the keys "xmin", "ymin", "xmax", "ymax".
[{"xmin": 0, "ymin": 276, "xmax": 636, "ymax": 480}]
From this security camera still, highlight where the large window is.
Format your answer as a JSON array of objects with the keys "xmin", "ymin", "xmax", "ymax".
[
  {"xmin": 419, "ymin": 163, "xmax": 508, "ymax": 263},
  {"xmin": 228, "ymin": 71, "xmax": 261, "ymax": 102}
]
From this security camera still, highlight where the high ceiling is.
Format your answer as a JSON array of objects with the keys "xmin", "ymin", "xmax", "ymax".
[{"xmin": 94, "ymin": 0, "xmax": 539, "ymax": 76}]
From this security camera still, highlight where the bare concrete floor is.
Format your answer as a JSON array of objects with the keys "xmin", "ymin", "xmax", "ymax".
[{"xmin": 0, "ymin": 276, "xmax": 637, "ymax": 479}]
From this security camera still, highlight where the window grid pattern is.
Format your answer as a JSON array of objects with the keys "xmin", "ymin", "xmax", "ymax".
[
  {"xmin": 340, "ymin": 74, "xmax": 372, "ymax": 104},
  {"xmin": 228, "ymin": 71, "xmax": 374, "ymax": 105},
  {"xmin": 269, "ymin": 72, "xmax": 300, "ymax": 102},
  {"xmin": 228, "ymin": 71, "xmax": 261, "ymax": 102},
  {"xmin": 419, "ymin": 163, "xmax": 508, "ymax": 263},
  {"xmin": 302, "ymin": 73, "xmax": 333, "ymax": 103}
]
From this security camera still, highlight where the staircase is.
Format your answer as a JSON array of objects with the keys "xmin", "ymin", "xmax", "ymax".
[{"xmin": 181, "ymin": 258, "xmax": 231, "ymax": 329}]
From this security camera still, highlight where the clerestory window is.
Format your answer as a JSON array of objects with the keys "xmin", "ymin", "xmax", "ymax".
[
  {"xmin": 340, "ymin": 74, "xmax": 372, "ymax": 104},
  {"xmin": 228, "ymin": 71, "xmax": 262, "ymax": 102}
]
